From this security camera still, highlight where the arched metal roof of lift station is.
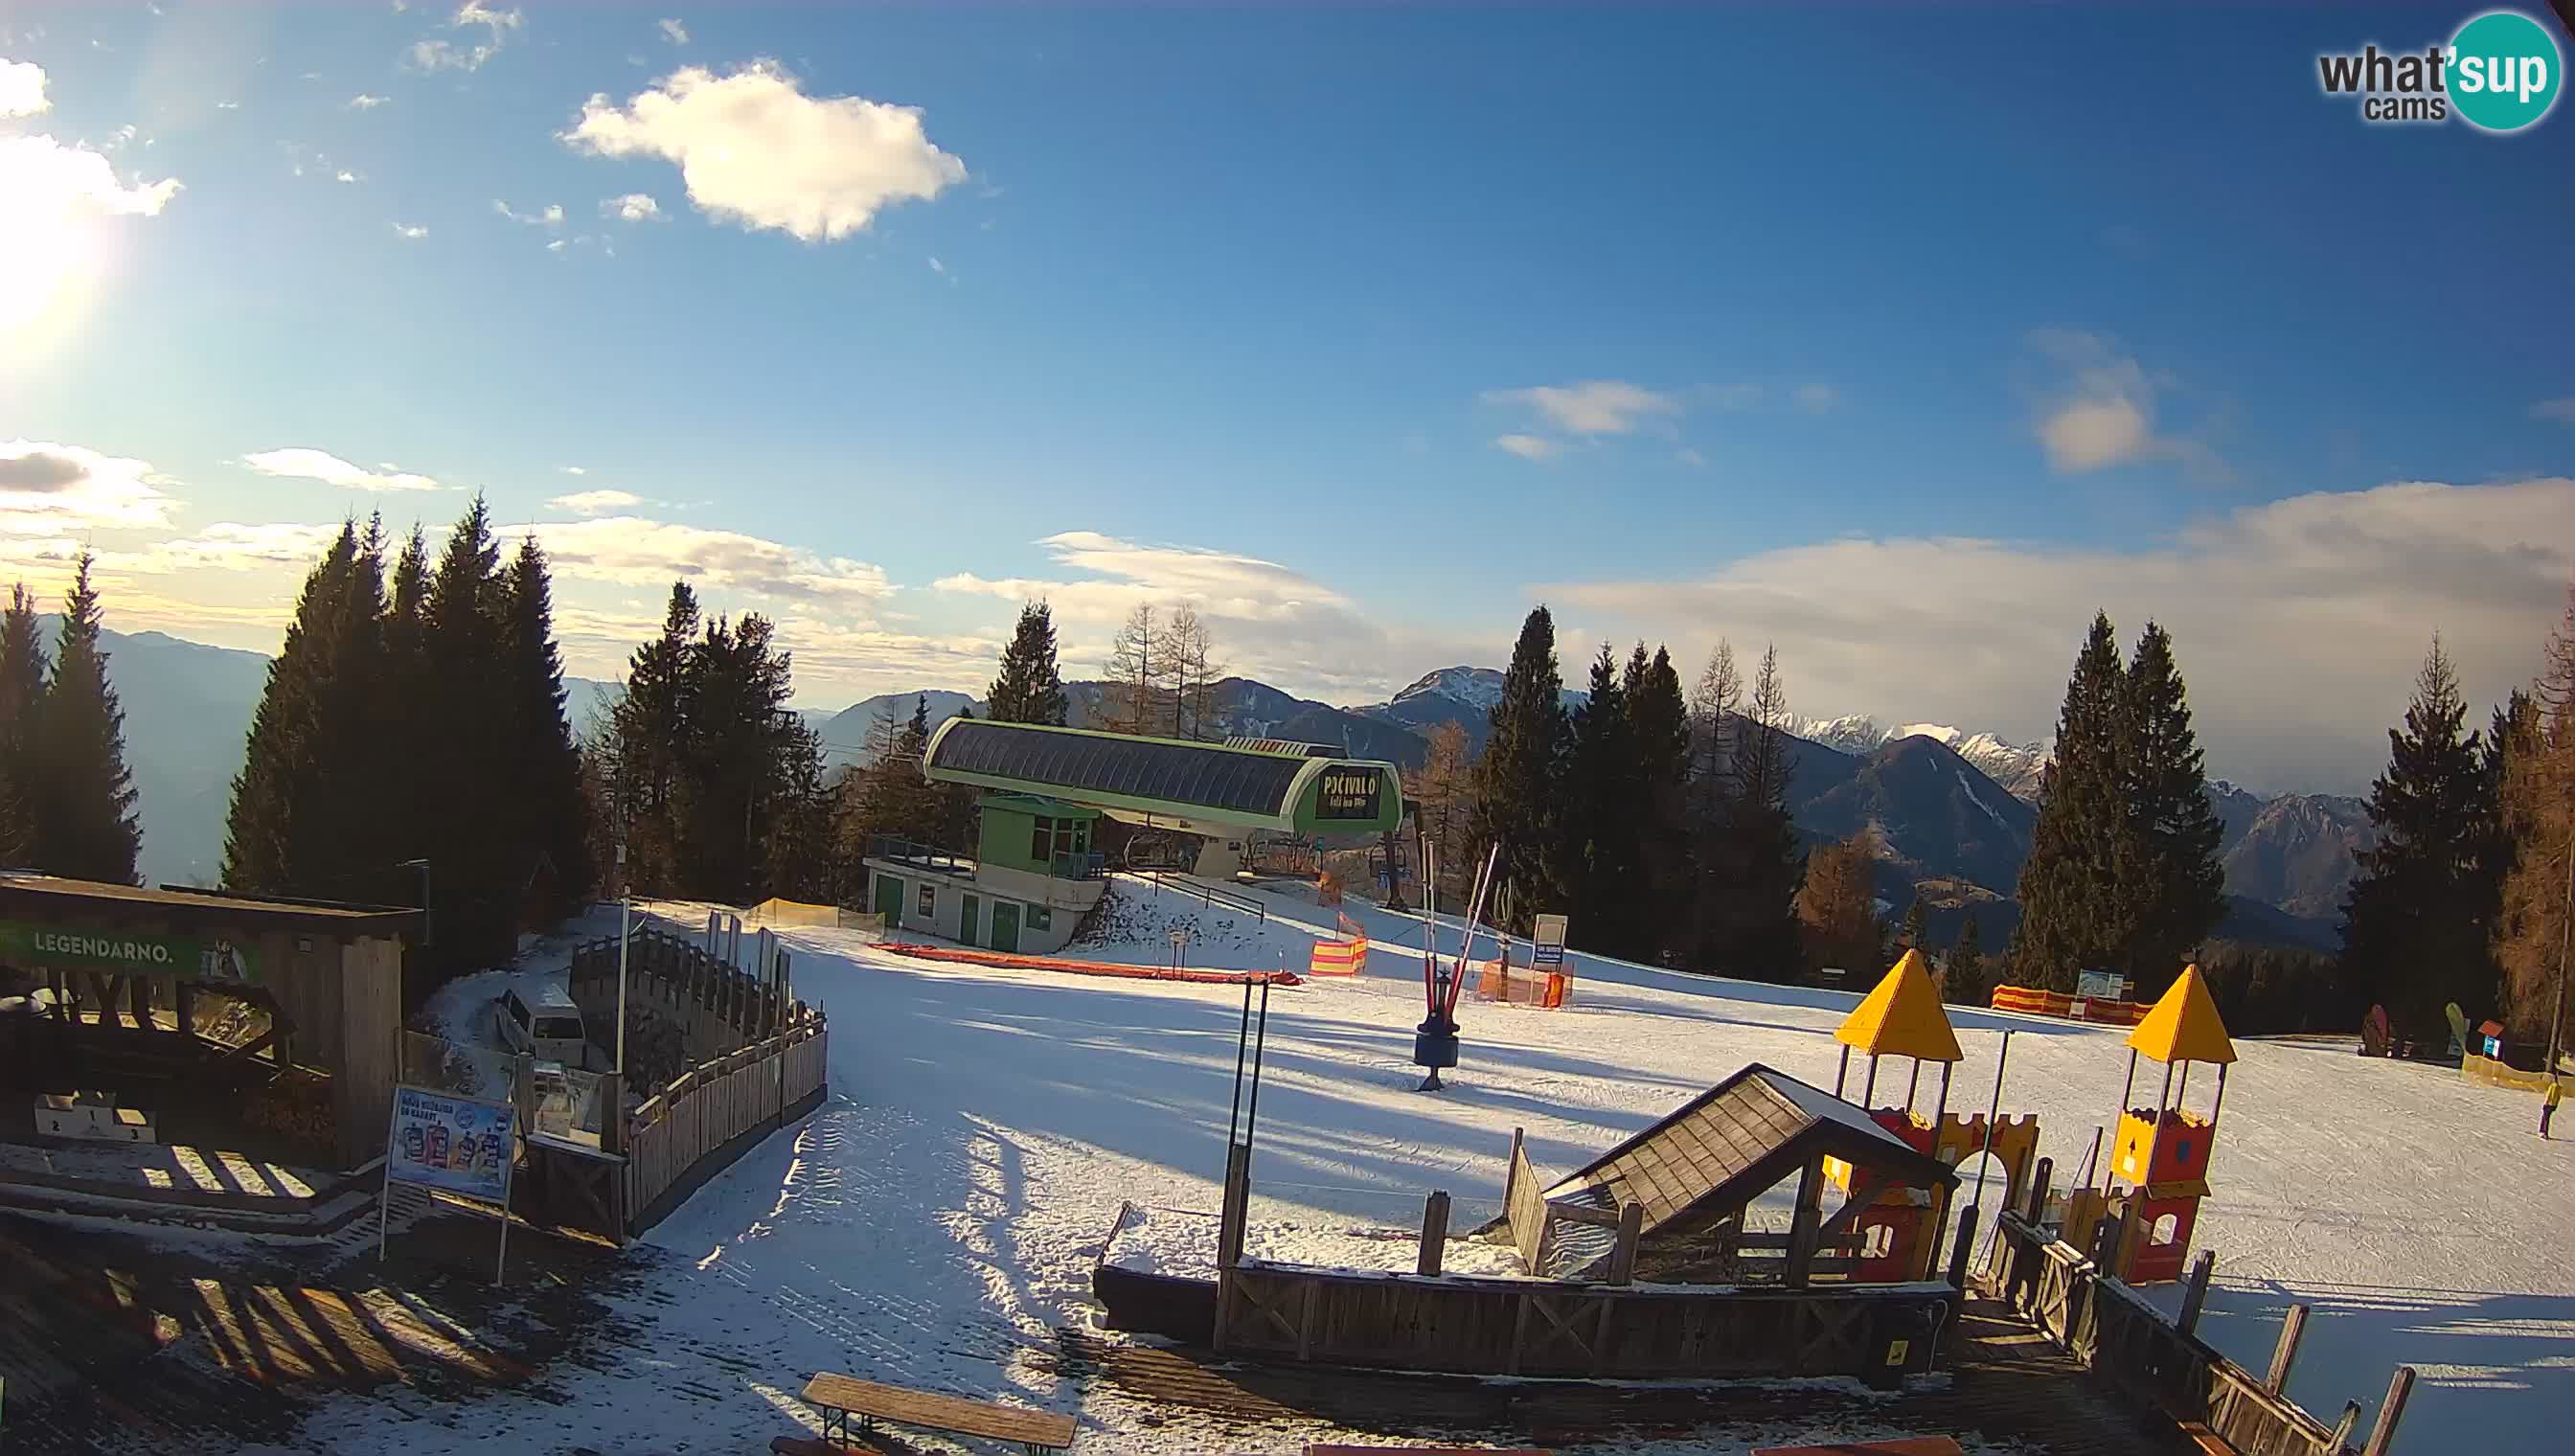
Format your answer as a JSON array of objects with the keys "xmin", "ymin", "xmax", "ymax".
[{"xmin": 921, "ymin": 717, "xmax": 1399, "ymax": 833}]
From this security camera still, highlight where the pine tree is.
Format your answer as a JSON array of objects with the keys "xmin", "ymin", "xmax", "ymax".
[
  {"xmin": 2340, "ymin": 640, "xmax": 2498, "ymax": 1045},
  {"xmin": 1470, "ymin": 606, "xmax": 1569, "ymax": 934},
  {"xmin": 1563, "ymin": 643, "xmax": 1645, "ymax": 957},
  {"xmin": 1684, "ymin": 639, "xmax": 1743, "ymax": 965},
  {"xmin": 1703, "ymin": 645, "xmax": 1805, "ymax": 978},
  {"xmin": 2114, "ymin": 622, "xmax": 2227, "ymax": 998},
  {"xmin": 376, "ymin": 525, "xmax": 433, "ymax": 874},
  {"xmin": 32, "ymin": 554, "xmax": 142, "ymax": 883},
  {"xmin": 763, "ymin": 714, "xmax": 839, "ymax": 902},
  {"xmin": 499, "ymin": 535, "xmax": 595, "ymax": 916},
  {"xmin": 1624, "ymin": 644, "xmax": 1691, "ymax": 960},
  {"xmin": 1946, "ymin": 915, "xmax": 1989, "ymax": 1007},
  {"xmin": 2010, "ymin": 612, "xmax": 2129, "ymax": 991},
  {"xmin": 1899, "ymin": 895, "xmax": 1926, "ymax": 951},
  {"xmin": 417, "ymin": 497, "xmax": 519, "ymax": 962},
  {"xmin": 605, "ymin": 582, "xmax": 702, "ymax": 894},
  {"xmin": 223, "ymin": 521, "xmax": 362, "ymax": 894},
  {"xmin": 988, "ymin": 601, "xmax": 1069, "ymax": 725},
  {"xmin": 2497, "ymin": 580, "xmax": 2575, "ymax": 1056},
  {"xmin": 0, "ymin": 583, "xmax": 48, "ymax": 863}
]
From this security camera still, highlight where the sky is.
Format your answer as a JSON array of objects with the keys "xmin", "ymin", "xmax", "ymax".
[{"xmin": 2, "ymin": 1, "xmax": 2571, "ymax": 796}]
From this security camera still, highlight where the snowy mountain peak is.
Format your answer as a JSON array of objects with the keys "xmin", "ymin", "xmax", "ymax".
[{"xmin": 1389, "ymin": 665, "xmax": 1507, "ymax": 713}]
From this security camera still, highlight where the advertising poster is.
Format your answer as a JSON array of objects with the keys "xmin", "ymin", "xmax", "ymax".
[{"xmin": 384, "ymin": 1084, "xmax": 515, "ymax": 1203}]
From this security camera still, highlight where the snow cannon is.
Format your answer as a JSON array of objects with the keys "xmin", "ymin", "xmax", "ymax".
[
  {"xmin": 1825, "ymin": 948, "xmax": 1966, "ymax": 1281},
  {"xmin": 2099, "ymin": 964, "xmax": 2235, "ymax": 1284}
]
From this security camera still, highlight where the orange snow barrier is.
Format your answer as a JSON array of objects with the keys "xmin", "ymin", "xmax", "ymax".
[
  {"xmin": 1474, "ymin": 960, "xmax": 1570, "ymax": 1008},
  {"xmin": 1307, "ymin": 913, "xmax": 1371, "ymax": 976},
  {"xmin": 876, "ymin": 942, "xmax": 1301, "ymax": 987},
  {"xmin": 1990, "ymin": 983, "xmax": 2149, "ymax": 1026}
]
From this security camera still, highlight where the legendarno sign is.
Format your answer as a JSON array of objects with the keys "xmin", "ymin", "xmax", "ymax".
[{"xmin": 0, "ymin": 921, "xmax": 259, "ymax": 983}]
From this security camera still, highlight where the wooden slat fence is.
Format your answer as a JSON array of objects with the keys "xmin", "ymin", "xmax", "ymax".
[
  {"xmin": 1983, "ymin": 1210, "xmax": 2391, "ymax": 1456},
  {"xmin": 622, "ymin": 1009, "xmax": 828, "ymax": 1234}
]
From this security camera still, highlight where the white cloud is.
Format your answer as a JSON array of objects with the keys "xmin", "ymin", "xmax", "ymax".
[
  {"xmin": 602, "ymin": 191, "xmax": 661, "ymax": 221},
  {"xmin": 334, "ymin": 169, "xmax": 361, "ymax": 184},
  {"xmin": 530, "ymin": 514, "xmax": 896, "ymax": 604},
  {"xmin": 0, "ymin": 132, "xmax": 182, "ymax": 217},
  {"xmin": 0, "ymin": 57, "xmax": 48, "ymax": 117},
  {"xmin": 0, "ymin": 441, "xmax": 178, "ymax": 531},
  {"xmin": 122, "ymin": 521, "xmax": 346, "ymax": 572},
  {"xmin": 932, "ymin": 531, "xmax": 1481, "ymax": 700},
  {"xmin": 1543, "ymin": 476, "xmax": 2575, "ymax": 794},
  {"xmin": 560, "ymin": 61, "xmax": 967, "ymax": 242},
  {"xmin": 1794, "ymin": 382, "xmax": 1839, "ymax": 413},
  {"xmin": 658, "ymin": 17, "xmax": 689, "ymax": 45},
  {"xmin": 2532, "ymin": 398, "xmax": 2575, "ymax": 424},
  {"xmin": 2028, "ymin": 329, "xmax": 2221, "ymax": 477},
  {"xmin": 545, "ymin": 238, "xmax": 565, "ymax": 252},
  {"xmin": 927, "ymin": 255, "xmax": 944, "ymax": 274},
  {"xmin": 392, "ymin": 221, "xmax": 428, "ymax": 239},
  {"xmin": 549, "ymin": 489, "xmax": 640, "ymax": 515},
  {"xmin": 0, "ymin": 112, "xmax": 181, "ymax": 330},
  {"xmin": 493, "ymin": 197, "xmax": 563, "ymax": 227},
  {"xmin": 559, "ymin": 465, "xmax": 587, "ymax": 475},
  {"xmin": 405, "ymin": 1, "xmax": 520, "ymax": 72},
  {"xmin": 1676, "ymin": 446, "xmax": 1708, "ymax": 467},
  {"xmin": 1485, "ymin": 379, "xmax": 1679, "ymax": 435},
  {"xmin": 239, "ymin": 447, "xmax": 440, "ymax": 491},
  {"xmin": 348, "ymin": 93, "xmax": 387, "ymax": 109},
  {"xmin": 1493, "ymin": 433, "xmax": 1558, "ymax": 461}
]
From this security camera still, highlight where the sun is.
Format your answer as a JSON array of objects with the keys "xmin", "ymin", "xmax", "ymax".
[{"xmin": 0, "ymin": 204, "xmax": 101, "ymax": 337}]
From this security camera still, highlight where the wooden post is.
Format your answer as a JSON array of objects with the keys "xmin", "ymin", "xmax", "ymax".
[
  {"xmin": 2266, "ymin": 1303, "xmax": 2311, "ymax": 1395},
  {"xmin": 1947, "ymin": 1204, "xmax": 1980, "ymax": 1289},
  {"xmin": 1785, "ymin": 1157, "xmax": 1825, "ymax": 1289},
  {"xmin": 2026, "ymin": 1155, "xmax": 2054, "ymax": 1224},
  {"xmin": 2328, "ymin": 1401, "xmax": 2361, "ymax": 1449},
  {"xmin": 1607, "ymin": 1201, "xmax": 1644, "ymax": 1285},
  {"xmin": 1217, "ymin": 1141, "xmax": 1251, "ymax": 1270},
  {"xmin": 599, "ymin": 1072, "xmax": 626, "ymax": 1156},
  {"xmin": 513, "ymin": 1053, "xmax": 537, "ymax": 1143},
  {"xmin": 1417, "ymin": 1192, "xmax": 1450, "ymax": 1276},
  {"xmin": 2176, "ymin": 1250, "xmax": 2215, "ymax": 1335},
  {"xmin": 2359, "ymin": 1367, "xmax": 2416, "ymax": 1456}
]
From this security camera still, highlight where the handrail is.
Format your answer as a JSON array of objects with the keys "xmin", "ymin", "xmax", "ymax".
[{"xmin": 1135, "ymin": 869, "xmax": 1266, "ymax": 924}]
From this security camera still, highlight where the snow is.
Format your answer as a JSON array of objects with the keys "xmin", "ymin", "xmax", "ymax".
[
  {"xmin": 275, "ymin": 882, "xmax": 2565, "ymax": 1454},
  {"xmin": 1953, "ymin": 767, "xmax": 2013, "ymax": 831}
]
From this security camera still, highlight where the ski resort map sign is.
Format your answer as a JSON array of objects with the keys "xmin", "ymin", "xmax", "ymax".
[
  {"xmin": 0, "ymin": 920, "xmax": 258, "ymax": 983},
  {"xmin": 1531, "ymin": 913, "xmax": 1569, "ymax": 969}
]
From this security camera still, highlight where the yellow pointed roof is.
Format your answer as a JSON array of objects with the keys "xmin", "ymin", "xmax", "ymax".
[
  {"xmin": 1835, "ymin": 949, "xmax": 1963, "ymax": 1063},
  {"xmin": 2127, "ymin": 965, "xmax": 2237, "ymax": 1066}
]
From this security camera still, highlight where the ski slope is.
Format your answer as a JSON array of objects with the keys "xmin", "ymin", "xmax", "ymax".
[{"xmin": 289, "ymin": 880, "xmax": 2568, "ymax": 1454}]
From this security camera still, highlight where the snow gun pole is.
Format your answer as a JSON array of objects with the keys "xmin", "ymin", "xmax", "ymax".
[
  {"xmin": 1971, "ymin": 1030, "xmax": 2013, "ymax": 1212},
  {"xmin": 1244, "ymin": 979, "xmax": 1273, "ymax": 1151},
  {"xmin": 1421, "ymin": 841, "xmax": 1440, "ymax": 1017},
  {"xmin": 1227, "ymin": 978, "xmax": 1253, "ymax": 1145},
  {"xmin": 1447, "ymin": 843, "xmax": 1501, "ymax": 1019}
]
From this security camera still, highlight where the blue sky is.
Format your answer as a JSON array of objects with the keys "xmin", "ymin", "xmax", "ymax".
[{"xmin": 2, "ymin": 2, "xmax": 2570, "ymax": 792}]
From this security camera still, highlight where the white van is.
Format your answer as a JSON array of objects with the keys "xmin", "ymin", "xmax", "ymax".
[{"xmin": 494, "ymin": 984, "xmax": 588, "ymax": 1067}]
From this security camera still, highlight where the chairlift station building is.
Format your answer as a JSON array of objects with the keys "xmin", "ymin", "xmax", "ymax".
[{"xmin": 860, "ymin": 719, "xmax": 1402, "ymax": 955}]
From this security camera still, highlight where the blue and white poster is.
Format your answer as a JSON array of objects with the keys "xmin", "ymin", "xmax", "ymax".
[{"xmin": 385, "ymin": 1084, "xmax": 515, "ymax": 1203}]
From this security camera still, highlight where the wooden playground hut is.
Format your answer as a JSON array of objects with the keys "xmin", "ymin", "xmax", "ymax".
[{"xmin": 0, "ymin": 874, "xmax": 418, "ymax": 1168}]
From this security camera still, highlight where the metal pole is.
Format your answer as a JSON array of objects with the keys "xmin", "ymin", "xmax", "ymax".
[
  {"xmin": 1971, "ymin": 1031, "xmax": 2014, "ymax": 1210},
  {"xmin": 1227, "ymin": 978, "xmax": 1252, "ymax": 1143},
  {"xmin": 1861, "ymin": 1057, "xmax": 1879, "ymax": 1105},
  {"xmin": 616, "ymin": 893, "xmax": 631, "ymax": 1076},
  {"xmin": 1243, "ymin": 980, "xmax": 1272, "ymax": 1149},
  {"xmin": 1834, "ymin": 1044, "xmax": 1852, "ymax": 1098}
]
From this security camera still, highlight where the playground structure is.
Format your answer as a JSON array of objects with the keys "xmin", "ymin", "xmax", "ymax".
[
  {"xmin": 2056, "ymin": 966, "xmax": 2235, "ymax": 1285},
  {"xmin": 1826, "ymin": 950, "xmax": 2039, "ymax": 1283}
]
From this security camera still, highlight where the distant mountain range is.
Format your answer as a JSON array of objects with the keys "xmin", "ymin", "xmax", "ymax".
[{"xmin": 78, "ymin": 630, "xmax": 2370, "ymax": 954}]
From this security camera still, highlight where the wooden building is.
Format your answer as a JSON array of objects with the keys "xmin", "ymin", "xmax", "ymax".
[{"xmin": 0, "ymin": 875, "xmax": 421, "ymax": 1168}]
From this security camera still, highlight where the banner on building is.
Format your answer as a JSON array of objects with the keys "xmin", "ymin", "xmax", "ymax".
[{"xmin": 0, "ymin": 920, "xmax": 258, "ymax": 983}]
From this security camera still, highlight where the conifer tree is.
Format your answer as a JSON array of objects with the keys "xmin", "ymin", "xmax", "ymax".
[
  {"xmin": 1470, "ymin": 605, "xmax": 1569, "ymax": 933},
  {"xmin": 1684, "ymin": 639, "xmax": 1743, "ymax": 963},
  {"xmin": 605, "ymin": 582, "xmax": 702, "ymax": 894},
  {"xmin": 762, "ymin": 714, "xmax": 839, "ymax": 901},
  {"xmin": 2010, "ymin": 612, "xmax": 2129, "ymax": 991},
  {"xmin": 33, "ymin": 554, "xmax": 142, "ymax": 883},
  {"xmin": 2114, "ymin": 622, "xmax": 2226, "ymax": 998},
  {"xmin": 418, "ymin": 498, "xmax": 517, "ymax": 960},
  {"xmin": 500, "ymin": 534, "xmax": 595, "ymax": 915},
  {"xmin": 1945, "ymin": 914, "xmax": 1989, "ymax": 1007},
  {"xmin": 224, "ymin": 522, "xmax": 363, "ymax": 893},
  {"xmin": 1797, "ymin": 830, "xmax": 1880, "ymax": 975},
  {"xmin": 1899, "ymin": 895, "xmax": 1926, "ymax": 951},
  {"xmin": 1563, "ymin": 643, "xmax": 1645, "ymax": 957},
  {"xmin": 1703, "ymin": 644, "xmax": 1805, "ymax": 978},
  {"xmin": 988, "ymin": 601, "xmax": 1069, "ymax": 725},
  {"xmin": 0, "ymin": 583, "xmax": 48, "ymax": 863},
  {"xmin": 1624, "ymin": 643, "xmax": 1691, "ymax": 957}
]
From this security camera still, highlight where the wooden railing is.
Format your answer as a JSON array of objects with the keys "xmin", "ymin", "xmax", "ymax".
[{"xmin": 1983, "ymin": 1209, "xmax": 2402, "ymax": 1456}]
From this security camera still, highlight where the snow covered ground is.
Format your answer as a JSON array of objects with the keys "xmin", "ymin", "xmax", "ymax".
[{"xmin": 277, "ymin": 879, "xmax": 2564, "ymax": 1454}]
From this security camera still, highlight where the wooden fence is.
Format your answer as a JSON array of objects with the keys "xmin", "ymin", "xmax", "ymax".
[
  {"xmin": 622, "ymin": 1012, "xmax": 828, "ymax": 1233},
  {"xmin": 1983, "ymin": 1209, "xmax": 2404, "ymax": 1456},
  {"xmin": 1214, "ymin": 1262, "xmax": 1950, "ymax": 1380}
]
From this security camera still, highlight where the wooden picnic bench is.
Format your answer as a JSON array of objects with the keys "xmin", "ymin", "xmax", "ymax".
[{"xmin": 795, "ymin": 1372, "xmax": 1077, "ymax": 1454}]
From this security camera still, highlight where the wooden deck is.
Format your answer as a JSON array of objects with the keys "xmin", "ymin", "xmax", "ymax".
[{"xmin": 1052, "ymin": 1295, "xmax": 2192, "ymax": 1454}]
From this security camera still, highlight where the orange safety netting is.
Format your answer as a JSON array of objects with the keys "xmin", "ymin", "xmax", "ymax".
[
  {"xmin": 1989, "ymin": 983, "xmax": 2147, "ymax": 1025},
  {"xmin": 876, "ymin": 942, "xmax": 1302, "ymax": 987},
  {"xmin": 1308, "ymin": 912, "xmax": 1371, "ymax": 976},
  {"xmin": 1473, "ymin": 960, "xmax": 1571, "ymax": 1008}
]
